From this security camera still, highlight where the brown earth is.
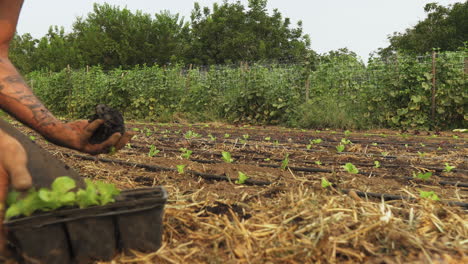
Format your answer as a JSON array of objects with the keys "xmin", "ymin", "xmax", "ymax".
[{"xmin": 7, "ymin": 120, "xmax": 468, "ymax": 264}]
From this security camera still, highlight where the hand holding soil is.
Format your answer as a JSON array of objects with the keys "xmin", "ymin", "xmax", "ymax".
[{"xmin": 57, "ymin": 119, "xmax": 132, "ymax": 155}]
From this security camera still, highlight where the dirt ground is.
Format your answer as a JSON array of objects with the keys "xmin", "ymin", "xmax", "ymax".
[{"xmin": 8, "ymin": 120, "xmax": 468, "ymax": 263}]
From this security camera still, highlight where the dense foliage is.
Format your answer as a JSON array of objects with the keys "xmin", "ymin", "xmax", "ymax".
[
  {"xmin": 26, "ymin": 49, "xmax": 467, "ymax": 130},
  {"xmin": 379, "ymin": 2, "xmax": 468, "ymax": 57},
  {"xmin": 10, "ymin": 0, "xmax": 310, "ymax": 73}
]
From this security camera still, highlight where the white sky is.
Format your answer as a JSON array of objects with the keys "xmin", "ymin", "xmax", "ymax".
[{"xmin": 16, "ymin": 0, "xmax": 464, "ymax": 62}]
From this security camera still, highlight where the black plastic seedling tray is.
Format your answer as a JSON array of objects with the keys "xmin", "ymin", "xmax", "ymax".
[{"xmin": 5, "ymin": 187, "xmax": 167, "ymax": 264}]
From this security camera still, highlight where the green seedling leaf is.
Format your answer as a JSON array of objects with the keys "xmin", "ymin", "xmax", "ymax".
[
  {"xmin": 336, "ymin": 144, "xmax": 345, "ymax": 153},
  {"xmin": 235, "ymin": 172, "xmax": 249, "ymax": 184},
  {"xmin": 242, "ymin": 134, "xmax": 249, "ymax": 140},
  {"xmin": 208, "ymin": 134, "xmax": 217, "ymax": 141},
  {"xmin": 415, "ymin": 171, "xmax": 432, "ymax": 180},
  {"xmin": 131, "ymin": 127, "xmax": 140, "ymax": 132},
  {"xmin": 344, "ymin": 130, "xmax": 351, "ymax": 137},
  {"xmin": 321, "ymin": 178, "xmax": 332, "ymax": 188},
  {"xmin": 341, "ymin": 138, "xmax": 352, "ymax": 145},
  {"xmin": 6, "ymin": 191, "xmax": 20, "ymax": 206},
  {"xmin": 342, "ymin": 163, "xmax": 359, "ymax": 174},
  {"xmin": 381, "ymin": 151, "xmax": 389, "ymax": 157},
  {"xmin": 96, "ymin": 181, "xmax": 120, "ymax": 206},
  {"xmin": 315, "ymin": 161, "xmax": 322, "ymax": 165},
  {"xmin": 310, "ymin": 139, "xmax": 322, "ymax": 144},
  {"xmin": 280, "ymin": 154, "xmax": 290, "ymax": 170},
  {"xmin": 76, "ymin": 179, "xmax": 99, "ymax": 208},
  {"xmin": 264, "ymin": 137, "xmax": 271, "ymax": 141},
  {"xmin": 184, "ymin": 130, "xmax": 201, "ymax": 139},
  {"xmin": 176, "ymin": 164, "xmax": 186, "ymax": 174},
  {"xmin": 306, "ymin": 145, "xmax": 312, "ymax": 150},
  {"xmin": 417, "ymin": 151, "xmax": 426, "ymax": 158},
  {"xmin": 374, "ymin": 161, "xmax": 381, "ymax": 168},
  {"xmin": 224, "ymin": 133, "xmax": 230, "ymax": 138},
  {"xmin": 264, "ymin": 158, "xmax": 271, "ymax": 161},
  {"xmin": 221, "ymin": 151, "xmax": 234, "ymax": 163},
  {"xmin": 5, "ymin": 204, "xmax": 22, "ymax": 220},
  {"xmin": 443, "ymin": 163, "xmax": 455, "ymax": 172},
  {"xmin": 148, "ymin": 145, "xmax": 160, "ymax": 157},
  {"xmin": 419, "ymin": 190, "xmax": 440, "ymax": 201},
  {"xmin": 452, "ymin": 135, "xmax": 459, "ymax": 139},
  {"xmin": 29, "ymin": 135, "xmax": 36, "ymax": 141},
  {"xmin": 180, "ymin": 148, "xmax": 193, "ymax": 159},
  {"xmin": 371, "ymin": 142, "xmax": 378, "ymax": 146}
]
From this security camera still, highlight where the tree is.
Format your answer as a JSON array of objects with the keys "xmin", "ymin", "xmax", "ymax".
[
  {"xmin": 71, "ymin": 3, "xmax": 188, "ymax": 69},
  {"xmin": 379, "ymin": 2, "xmax": 468, "ymax": 57},
  {"xmin": 9, "ymin": 33, "xmax": 38, "ymax": 73},
  {"xmin": 187, "ymin": 0, "xmax": 310, "ymax": 64}
]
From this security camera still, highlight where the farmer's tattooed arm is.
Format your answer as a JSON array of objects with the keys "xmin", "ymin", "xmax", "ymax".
[{"xmin": 0, "ymin": 58, "xmax": 65, "ymax": 143}]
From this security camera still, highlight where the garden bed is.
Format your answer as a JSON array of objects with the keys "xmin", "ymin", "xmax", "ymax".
[{"xmin": 9, "ymin": 119, "xmax": 467, "ymax": 263}]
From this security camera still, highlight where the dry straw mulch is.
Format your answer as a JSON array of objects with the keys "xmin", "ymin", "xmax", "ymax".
[{"xmin": 104, "ymin": 182, "xmax": 467, "ymax": 264}]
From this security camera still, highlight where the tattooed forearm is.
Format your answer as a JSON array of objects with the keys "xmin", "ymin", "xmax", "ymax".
[{"xmin": 0, "ymin": 74, "xmax": 57, "ymax": 128}]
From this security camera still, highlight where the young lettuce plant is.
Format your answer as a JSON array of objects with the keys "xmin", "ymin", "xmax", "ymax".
[
  {"xmin": 336, "ymin": 144, "xmax": 345, "ymax": 153},
  {"xmin": 414, "ymin": 171, "xmax": 432, "ymax": 180},
  {"xmin": 321, "ymin": 178, "xmax": 332, "ymax": 188},
  {"xmin": 6, "ymin": 177, "xmax": 120, "ymax": 220},
  {"xmin": 221, "ymin": 151, "xmax": 234, "ymax": 163},
  {"xmin": 419, "ymin": 190, "xmax": 440, "ymax": 201},
  {"xmin": 180, "ymin": 148, "xmax": 193, "ymax": 159},
  {"xmin": 148, "ymin": 145, "xmax": 160, "ymax": 157},
  {"xmin": 280, "ymin": 154, "xmax": 290, "ymax": 170},
  {"xmin": 342, "ymin": 163, "xmax": 359, "ymax": 174},
  {"xmin": 176, "ymin": 165, "xmax": 186, "ymax": 174},
  {"xmin": 443, "ymin": 163, "xmax": 455, "ymax": 172},
  {"xmin": 235, "ymin": 172, "xmax": 249, "ymax": 184}
]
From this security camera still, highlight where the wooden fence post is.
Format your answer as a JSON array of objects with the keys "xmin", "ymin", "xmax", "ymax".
[
  {"xmin": 185, "ymin": 64, "xmax": 192, "ymax": 92},
  {"xmin": 464, "ymin": 57, "xmax": 468, "ymax": 74},
  {"xmin": 431, "ymin": 51, "xmax": 437, "ymax": 129},
  {"xmin": 305, "ymin": 74, "xmax": 310, "ymax": 102}
]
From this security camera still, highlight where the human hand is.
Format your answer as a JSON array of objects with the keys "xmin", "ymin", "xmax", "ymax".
[
  {"xmin": 52, "ymin": 119, "xmax": 134, "ymax": 155},
  {"xmin": 0, "ymin": 129, "xmax": 32, "ymax": 255}
]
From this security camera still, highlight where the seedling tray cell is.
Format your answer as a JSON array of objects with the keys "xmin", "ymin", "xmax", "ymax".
[{"xmin": 5, "ymin": 186, "xmax": 167, "ymax": 264}]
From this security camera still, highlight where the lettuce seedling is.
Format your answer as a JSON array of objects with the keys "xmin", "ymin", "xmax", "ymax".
[
  {"xmin": 342, "ymin": 163, "xmax": 359, "ymax": 174},
  {"xmin": 176, "ymin": 164, "xmax": 186, "ymax": 174},
  {"xmin": 235, "ymin": 172, "xmax": 249, "ymax": 184},
  {"xmin": 5, "ymin": 177, "xmax": 120, "ymax": 220},
  {"xmin": 310, "ymin": 139, "xmax": 322, "ymax": 144},
  {"xmin": 38, "ymin": 176, "xmax": 77, "ymax": 210},
  {"xmin": 443, "ymin": 163, "xmax": 455, "ymax": 172},
  {"xmin": 148, "ymin": 145, "xmax": 160, "ymax": 157},
  {"xmin": 76, "ymin": 179, "xmax": 99, "ymax": 208},
  {"xmin": 374, "ymin": 161, "xmax": 381, "ymax": 168},
  {"xmin": 280, "ymin": 154, "xmax": 289, "ymax": 170},
  {"xmin": 419, "ymin": 190, "xmax": 440, "ymax": 201},
  {"xmin": 414, "ymin": 172, "xmax": 432, "ymax": 180},
  {"xmin": 96, "ymin": 181, "xmax": 120, "ymax": 205},
  {"xmin": 180, "ymin": 148, "xmax": 193, "ymax": 159},
  {"xmin": 221, "ymin": 151, "xmax": 234, "ymax": 163},
  {"xmin": 336, "ymin": 144, "xmax": 345, "ymax": 153},
  {"xmin": 321, "ymin": 178, "xmax": 332, "ymax": 188}
]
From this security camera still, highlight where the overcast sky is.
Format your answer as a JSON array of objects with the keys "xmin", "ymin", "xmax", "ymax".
[{"xmin": 16, "ymin": 0, "xmax": 463, "ymax": 62}]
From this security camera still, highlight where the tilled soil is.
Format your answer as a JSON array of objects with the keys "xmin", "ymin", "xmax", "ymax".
[{"xmin": 8, "ymin": 120, "xmax": 468, "ymax": 264}]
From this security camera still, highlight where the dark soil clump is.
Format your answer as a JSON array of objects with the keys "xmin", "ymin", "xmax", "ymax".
[{"xmin": 88, "ymin": 104, "xmax": 125, "ymax": 144}]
